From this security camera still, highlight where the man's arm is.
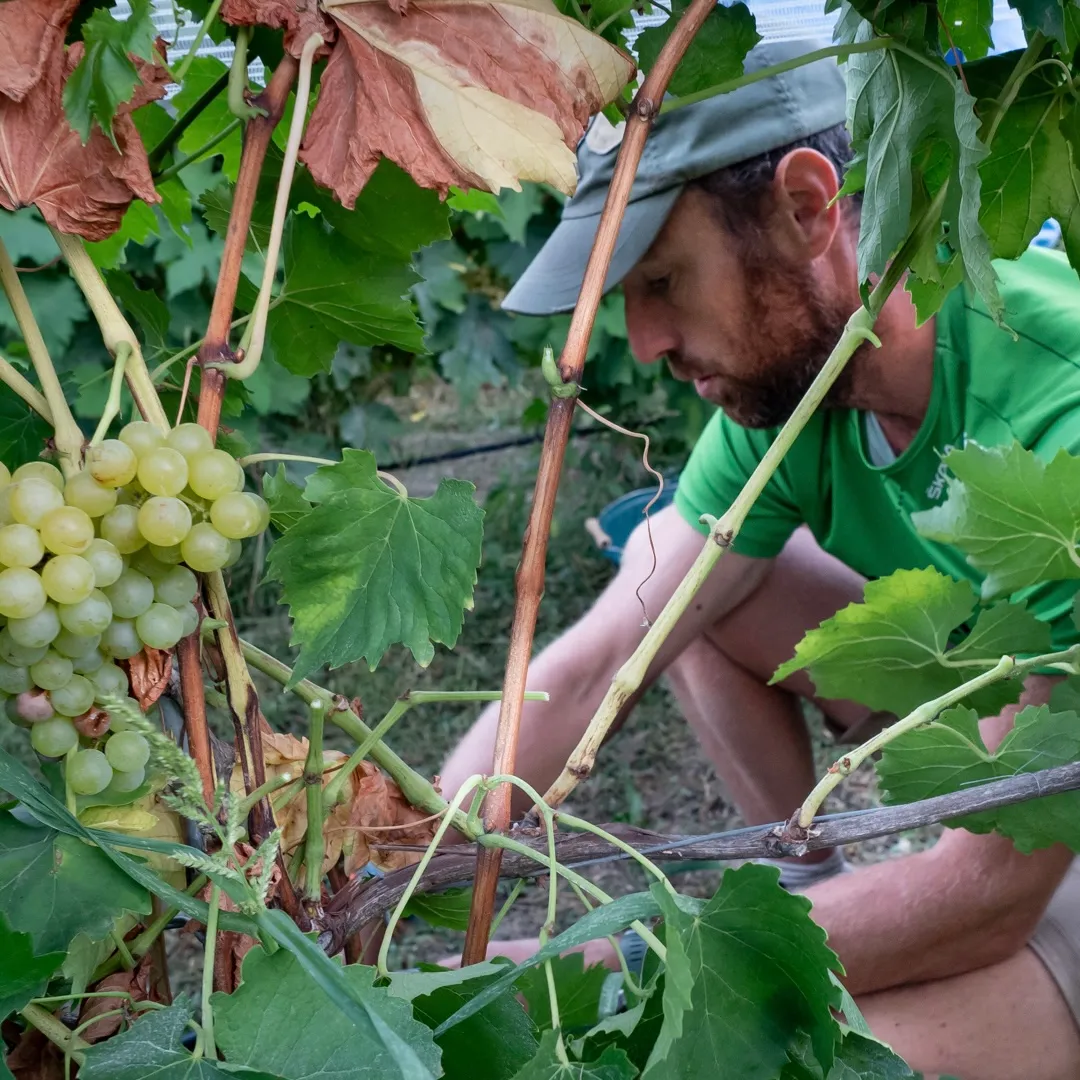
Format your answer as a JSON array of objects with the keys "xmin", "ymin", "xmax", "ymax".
[
  {"xmin": 439, "ymin": 504, "xmax": 773, "ymax": 817},
  {"xmin": 805, "ymin": 676, "xmax": 1074, "ymax": 995}
]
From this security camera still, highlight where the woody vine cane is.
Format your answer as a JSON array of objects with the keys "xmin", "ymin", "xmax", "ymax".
[{"xmin": 461, "ymin": 0, "xmax": 724, "ymax": 963}]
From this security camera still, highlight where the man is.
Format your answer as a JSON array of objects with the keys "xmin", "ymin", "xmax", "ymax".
[{"xmin": 440, "ymin": 39, "xmax": 1080, "ymax": 1079}]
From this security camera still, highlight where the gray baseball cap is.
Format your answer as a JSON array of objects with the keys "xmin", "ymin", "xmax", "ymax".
[{"xmin": 502, "ymin": 38, "xmax": 848, "ymax": 316}]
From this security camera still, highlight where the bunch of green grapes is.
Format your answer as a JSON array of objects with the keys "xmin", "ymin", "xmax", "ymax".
[{"xmin": 0, "ymin": 422, "xmax": 267, "ymax": 798}]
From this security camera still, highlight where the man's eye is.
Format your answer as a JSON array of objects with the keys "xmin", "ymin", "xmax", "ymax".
[{"xmin": 645, "ymin": 275, "xmax": 670, "ymax": 296}]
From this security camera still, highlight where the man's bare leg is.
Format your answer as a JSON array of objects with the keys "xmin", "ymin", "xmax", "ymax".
[{"xmin": 858, "ymin": 946, "xmax": 1080, "ymax": 1080}]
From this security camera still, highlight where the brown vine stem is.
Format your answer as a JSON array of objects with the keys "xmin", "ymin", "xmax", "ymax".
[
  {"xmin": 195, "ymin": 54, "xmax": 299, "ymax": 439},
  {"xmin": 460, "ymin": 0, "xmax": 723, "ymax": 966},
  {"xmin": 176, "ymin": 632, "xmax": 215, "ymax": 807}
]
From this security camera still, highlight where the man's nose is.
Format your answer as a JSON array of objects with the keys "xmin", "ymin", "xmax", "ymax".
[{"xmin": 624, "ymin": 298, "xmax": 680, "ymax": 365}]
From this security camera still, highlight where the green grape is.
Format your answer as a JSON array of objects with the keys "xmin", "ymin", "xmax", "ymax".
[
  {"xmin": 137, "ymin": 496, "xmax": 192, "ymax": 548},
  {"xmin": 30, "ymin": 650, "xmax": 73, "ymax": 690},
  {"xmin": 0, "ymin": 487, "xmax": 14, "ymax": 527},
  {"xmin": 129, "ymin": 548, "xmax": 171, "ymax": 581},
  {"xmin": 83, "ymin": 539, "xmax": 123, "ymax": 588},
  {"xmin": 137, "ymin": 448, "xmax": 188, "ymax": 498},
  {"xmin": 166, "ymin": 423, "xmax": 213, "ymax": 459},
  {"xmin": 0, "ymin": 660, "xmax": 31, "ymax": 694},
  {"xmin": 104, "ymin": 569, "xmax": 154, "ymax": 619},
  {"xmin": 209, "ymin": 492, "xmax": 261, "ymax": 540},
  {"xmin": 0, "ymin": 629, "xmax": 47, "ymax": 666},
  {"xmin": 148, "ymin": 543, "xmax": 183, "ymax": 565},
  {"xmin": 41, "ymin": 555, "xmax": 95, "ymax": 605},
  {"xmin": 101, "ymin": 619, "xmax": 141, "ymax": 659},
  {"xmin": 67, "ymin": 748, "xmax": 112, "ymax": 794},
  {"xmin": 249, "ymin": 492, "xmax": 270, "ymax": 532},
  {"xmin": 7, "ymin": 602, "xmax": 60, "ymax": 649},
  {"xmin": 0, "ymin": 523, "xmax": 44, "ymax": 568},
  {"xmin": 187, "ymin": 450, "xmax": 240, "ymax": 501},
  {"xmin": 31, "ymin": 717, "xmax": 77, "ymax": 757},
  {"xmin": 51, "ymin": 674, "xmax": 95, "ymax": 717},
  {"xmin": 88, "ymin": 439, "xmax": 138, "ymax": 489},
  {"xmin": 71, "ymin": 647, "xmax": 105, "ymax": 676},
  {"xmin": 154, "ymin": 565, "xmax": 197, "ymax": 607},
  {"xmin": 106, "ymin": 765, "xmax": 145, "ymax": 793},
  {"xmin": 104, "ymin": 730, "xmax": 150, "ymax": 771},
  {"xmin": 135, "ymin": 604, "xmax": 183, "ymax": 650},
  {"xmin": 0, "ymin": 462, "xmax": 9, "ymax": 487},
  {"xmin": 91, "ymin": 662, "xmax": 128, "ymax": 702},
  {"xmin": 0, "ymin": 566, "xmax": 46, "ymax": 619},
  {"xmin": 4, "ymin": 695, "xmax": 31, "ymax": 729},
  {"xmin": 15, "ymin": 689, "xmax": 54, "ymax": 722},
  {"xmin": 9, "ymin": 478, "xmax": 64, "ymax": 527},
  {"xmin": 177, "ymin": 602, "xmax": 199, "ymax": 638},
  {"xmin": 64, "ymin": 471, "xmax": 117, "ymax": 518},
  {"xmin": 118, "ymin": 421, "xmax": 165, "ymax": 458},
  {"xmin": 12, "ymin": 461, "xmax": 64, "ymax": 491},
  {"xmin": 40, "ymin": 506, "xmax": 94, "ymax": 555},
  {"xmin": 99, "ymin": 504, "xmax": 146, "ymax": 554},
  {"xmin": 53, "ymin": 628, "xmax": 100, "ymax": 658},
  {"xmin": 181, "ymin": 523, "xmax": 230, "ymax": 572},
  {"xmin": 58, "ymin": 590, "xmax": 113, "ymax": 636},
  {"xmin": 223, "ymin": 538, "xmax": 242, "ymax": 568}
]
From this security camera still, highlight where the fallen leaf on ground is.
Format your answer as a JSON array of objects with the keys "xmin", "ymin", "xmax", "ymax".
[
  {"xmin": 125, "ymin": 647, "xmax": 172, "ymax": 710},
  {"xmin": 296, "ymin": 0, "xmax": 634, "ymax": 203},
  {"xmin": 221, "ymin": 0, "xmax": 337, "ymax": 57},
  {"xmin": 0, "ymin": 42, "xmax": 167, "ymax": 240},
  {"xmin": 0, "ymin": 0, "xmax": 80, "ymax": 102}
]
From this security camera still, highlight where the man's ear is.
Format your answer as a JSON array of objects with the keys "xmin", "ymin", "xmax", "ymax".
[{"xmin": 770, "ymin": 147, "xmax": 842, "ymax": 262}]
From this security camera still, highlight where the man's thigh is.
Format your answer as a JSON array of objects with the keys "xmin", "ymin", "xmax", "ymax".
[{"xmin": 857, "ymin": 946, "xmax": 1080, "ymax": 1080}]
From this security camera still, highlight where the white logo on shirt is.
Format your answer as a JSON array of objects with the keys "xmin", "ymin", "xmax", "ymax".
[{"xmin": 926, "ymin": 432, "xmax": 969, "ymax": 500}]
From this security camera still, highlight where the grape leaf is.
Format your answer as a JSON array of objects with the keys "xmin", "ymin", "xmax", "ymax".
[
  {"xmin": 642, "ymin": 865, "xmax": 842, "ymax": 1080},
  {"xmin": 221, "ymin": 0, "xmax": 337, "ymax": 58},
  {"xmin": 516, "ymin": 954, "xmax": 610, "ymax": 1033},
  {"xmin": 0, "ymin": 915, "xmax": 63, "ymax": 1020},
  {"xmin": 771, "ymin": 567, "xmax": 1050, "ymax": 718},
  {"xmin": 513, "ymin": 1032, "xmax": 637, "ymax": 1080},
  {"xmin": 411, "ymin": 965, "xmax": 539, "ymax": 1080},
  {"xmin": 104, "ymin": 269, "xmax": 170, "ymax": 357},
  {"xmin": 171, "ymin": 57, "xmax": 242, "ymax": 183},
  {"xmin": 635, "ymin": 0, "xmax": 759, "ymax": 97},
  {"xmin": 781, "ymin": 1030, "xmax": 915, "ymax": 1079},
  {"xmin": 912, "ymin": 441, "xmax": 1080, "ymax": 599},
  {"xmin": 0, "ymin": 382, "xmax": 51, "ymax": 469},
  {"xmin": 262, "ymin": 464, "xmax": 311, "ymax": 532},
  {"xmin": 241, "ymin": 214, "xmax": 424, "ymax": 376},
  {"xmin": 265, "ymin": 449, "xmax": 484, "ymax": 681},
  {"xmin": 298, "ymin": 0, "xmax": 635, "ymax": 203},
  {"xmin": 403, "ymin": 886, "xmax": 473, "ymax": 931},
  {"xmin": 0, "ymin": 812, "xmax": 150, "ymax": 955},
  {"xmin": 63, "ymin": 0, "xmax": 158, "ymax": 145},
  {"xmin": 877, "ymin": 704, "xmax": 1080, "ymax": 852},
  {"xmin": 939, "ymin": 0, "xmax": 993, "ymax": 60},
  {"xmin": 1008, "ymin": 0, "xmax": 1073, "ymax": 49},
  {"xmin": 0, "ymin": 0, "xmax": 81, "ymax": 103},
  {"xmin": 0, "ymin": 208, "xmax": 58, "ymax": 263},
  {"xmin": 81, "ymin": 998, "xmax": 286, "ymax": 1079},
  {"xmin": 0, "ymin": 272, "xmax": 89, "ymax": 357},
  {"xmin": 213, "ymin": 946, "xmax": 441, "ymax": 1080}
]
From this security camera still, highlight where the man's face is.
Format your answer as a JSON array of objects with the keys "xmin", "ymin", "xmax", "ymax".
[{"xmin": 622, "ymin": 185, "xmax": 859, "ymax": 428}]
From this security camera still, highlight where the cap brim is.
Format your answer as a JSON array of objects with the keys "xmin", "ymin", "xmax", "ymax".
[{"xmin": 501, "ymin": 185, "xmax": 683, "ymax": 316}]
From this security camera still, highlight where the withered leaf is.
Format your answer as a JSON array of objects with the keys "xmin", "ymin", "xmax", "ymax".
[
  {"xmin": 221, "ymin": 0, "xmax": 337, "ymax": 57},
  {"xmin": 78, "ymin": 955, "xmax": 156, "ymax": 1043},
  {"xmin": 125, "ymin": 646, "xmax": 172, "ymax": 710},
  {"xmin": 300, "ymin": 0, "xmax": 635, "ymax": 203},
  {"xmin": 0, "ymin": 45, "xmax": 167, "ymax": 241},
  {"xmin": 0, "ymin": 0, "xmax": 80, "ymax": 102}
]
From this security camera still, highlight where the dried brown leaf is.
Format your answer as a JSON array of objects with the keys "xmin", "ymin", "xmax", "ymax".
[
  {"xmin": 0, "ymin": 0, "xmax": 80, "ymax": 102},
  {"xmin": 0, "ymin": 45, "xmax": 167, "ymax": 240},
  {"xmin": 221, "ymin": 0, "xmax": 336, "ymax": 57},
  {"xmin": 4, "ymin": 1027, "xmax": 64, "ymax": 1080},
  {"xmin": 78, "ymin": 955, "xmax": 156, "ymax": 1043},
  {"xmin": 296, "ymin": 0, "xmax": 634, "ymax": 203},
  {"xmin": 126, "ymin": 647, "xmax": 172, "ymax": 710}
]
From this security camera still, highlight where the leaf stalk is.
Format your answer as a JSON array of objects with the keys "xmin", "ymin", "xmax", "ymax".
[{"xmin": 0, "ymin": 350, "xmax": 52, "ymax": 422}]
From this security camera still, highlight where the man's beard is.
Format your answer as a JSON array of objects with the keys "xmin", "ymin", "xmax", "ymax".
[{"xmin": 675, "ymin": 261, "xmax": 860, "ymax": 429}]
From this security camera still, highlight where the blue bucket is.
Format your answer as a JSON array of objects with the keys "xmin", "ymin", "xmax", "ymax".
[{"xmin": 589, "ymin": 481, "xmax": 677, "ymax": 566}]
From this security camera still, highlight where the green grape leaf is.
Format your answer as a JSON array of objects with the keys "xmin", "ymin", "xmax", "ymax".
[
  {"xmin": 81, "ymin": 998, "xmax": 286, "ymax": 1079},
  {"xmin": 1050, "ymin": 675, "xmax": 1080, "ymax": 712},
  {"xmin": 912, "ymin": 441, "xmax": 1080, "ymax": 598},
  {"xmin": 412, "ymin": 964, "xmax": 539, "ymax": 1080},
  {"xmin": 513, "ymin": 1032, "xmax": 638, "ymax": 1080},
  {"xmin": 0, "ymin": 272, "xmax": 89, "ymax": 358},
  {"xmin": 0, "ymin": 209, "xmax": 59, "ymax": 265},
  {"xmin": 86, "ymin": 199, "xmax": 160, "ymax": 270},
  {"xmin": 642, "ymin": 865, "xmax": 841, "ymax": 1080},
  {"xmin": 940, "ymin": 0, "xmax": 993, "ymax": 59},
  {"xmin": 516, "ymin": 954, "xmax": 611, "ymax": 1032},
  {"xmin": 635, "ymin": 1, "xmax": 759, "ymax": 97},
  {"xmin": 1008, "ymin": 0, "xmax": 1072, "ymax": 49},
  {"xmin": 437, "ymin": 296, "xmax": 520, "ymax": 402},
  {"xmin": 265, "ymin": 449, "xmax": 483, "ymax": 681},
  {"xmin": 403, "ymin": 886, "xmax": 474, "ymax": 931},
  {"xmin": 0, "ymin": 382, "xmax": 52, "ymax": 469},
  {"xmin": 213, "ymin": 946, "xmax": 441, "ymax": 1080},
  {"xmin": 877, "ymin": 704, "xmax": 1080, "ymax": 851},
  {"xmin": 172, "ymin": 57, "xmax": 242, "ymax": 183},
  {"xmin": 244, "ymin": 215, "xmax": 423, "ymax": 377},
  {"xmin": 781, "ymin": 1029, "xmax": 915, "ymax": 1079},
  {"xmin": 62, "ymin": 0, "xmax": 158, "ymax": 145},
  {"xmin": 262, "ymin": 464, "xmax": 311, "ymax": 532},
  {"xmin": 771, "ymin": 567, "xmax": 1048, "ymax": 717},
  {"xmin": 0, "ymin": 915, "xmax": 64, "ymax": 1020},
  {"xmin": 0, "ymin": 812, "xmax": 150, "ymax": 955},
  {"xmin": 104, "ymin": 270, "xmax": 171, "ymax": 358}
]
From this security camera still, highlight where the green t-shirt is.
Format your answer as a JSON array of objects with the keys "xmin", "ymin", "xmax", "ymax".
[{"xmin": 674, "ymin": 246, "xmax": 1080, "ymax": 648}]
